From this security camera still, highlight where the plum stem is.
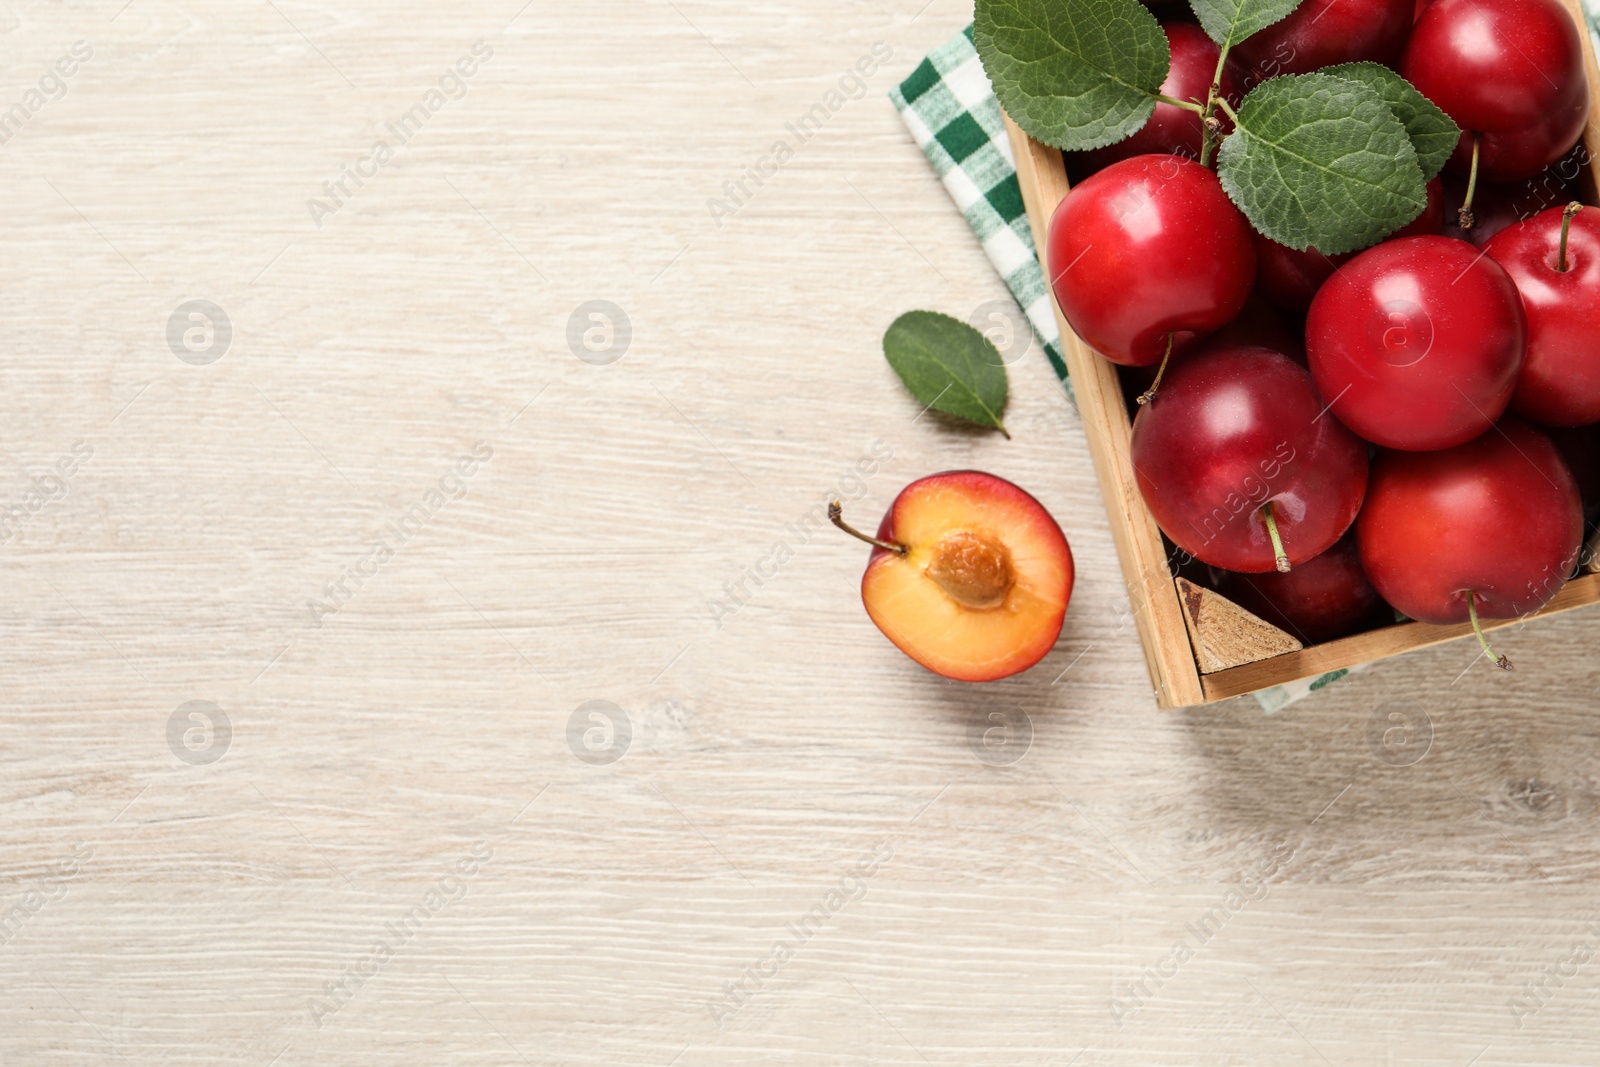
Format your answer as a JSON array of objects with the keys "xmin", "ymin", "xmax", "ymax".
[
  {"xmin": 1200, "ymin": 115, "xmax": 1225, "ymax": 168},
  {"xmin": 1260, "ymin": 501, "xmax": 1291, "ymax": 573},
  {"xmin": 1136, "ymin": 334, "xmax": 1175, "ymax": 406},
  {"xmin": 1199, "ymin": 104, "xmax": 1221, "ymax": 167},
  {"xmin": 1157, "ymin": 94, "xmax": 1208, "ymax": 115},
  {"xmin": 1458, "ymin": 133, "xmax": 1481, "ymax": 231},
  {"xmin": 1467, "ymin": 592, "xmax": 1514, "ymax": 671},
  {"xmin": 1198, "ymin": 43, "xmax": 1231, "ymax": 169},
  {"xmin": 1557, "ymin": 201, "xmax": 1583, "ymax": 272},
  {"xmin": 1209, "ymin": 41, "xmax": 1232, "ymax": 100},
  {"xmin": 1214, "ymin": 98, "xmax": 1240, "ymax": 125},
  {"xmin": 829, "ymin": 500, "xmax": 907, "ymax": 556}
]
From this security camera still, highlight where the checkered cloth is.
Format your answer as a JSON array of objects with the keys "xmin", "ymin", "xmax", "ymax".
[{"xmin": 889, "ymin": 26, "xmax": 1071, "ymax": 401}]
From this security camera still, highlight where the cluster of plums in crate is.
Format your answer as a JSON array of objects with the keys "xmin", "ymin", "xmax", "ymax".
[
  {"xmin": 1050, "ymin": 0, "xmax": 1598, "ymax": 668},
  {"xmin": 834, "ymin": 0, "xmax": 1598, "ymax": 685}
]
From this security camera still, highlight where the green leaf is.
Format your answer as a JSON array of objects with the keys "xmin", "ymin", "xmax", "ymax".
[
  {"xmin": 1323, "ymin": 62, "xmax": 1462, "ymax": 181},
  {"xmin": 1188, "ymin": 0, "xmax": 1304, "ymax": 48},
  {"xmin": 1218, "ymin": 73, "xmax": 1429, "ymax": 254},
  {"xmin": 974, "ymin": 0, "xmax": 1170, "ymax": 152},
  {"xmin": 882, "ymin": 311, "xmax": 1010, "ymax": 437}
]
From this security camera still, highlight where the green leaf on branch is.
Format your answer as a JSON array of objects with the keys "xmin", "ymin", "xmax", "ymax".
[
  {"xmin": 1188, "ymin": 0, "xmax": 1304, "ymax": 48},
  {"xmin": 1217, "ymin": 73, "xmax": 1429, "ymax": 254},
  {"xmin": 1323, "ymin": 62, "xmax": 1462, "ymax": 181},
  {"xmin": 974, "ymin": 0, "xmax": 1170, "ymax": 152},
  {"xmin": 882, "ymin": 311, "xmax": 1010, "ymax": 437}
]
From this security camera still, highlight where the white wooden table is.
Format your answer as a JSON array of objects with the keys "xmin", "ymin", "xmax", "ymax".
[{"xmin": 3, "ymin": 1, "xmax": 1600, "ymax": 1063}]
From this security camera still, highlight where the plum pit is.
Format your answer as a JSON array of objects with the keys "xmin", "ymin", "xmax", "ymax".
[{"xmin": 925, "ymin": 530, "xmax": 1015, "ymax": 610}]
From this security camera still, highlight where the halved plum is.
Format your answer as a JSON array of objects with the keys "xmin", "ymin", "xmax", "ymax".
[{"xmin": 833, "ymin": 471, "xmax": 1074, "ymax": 682}]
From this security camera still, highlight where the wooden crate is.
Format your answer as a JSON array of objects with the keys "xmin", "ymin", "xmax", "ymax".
[{"xmin": 1002, "ymin": 0, "xmax": 1600, "ymax": 708}]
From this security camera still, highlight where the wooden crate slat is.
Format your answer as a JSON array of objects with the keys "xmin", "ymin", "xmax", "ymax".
[
  {"xmin": 1202, "ymin": 572, "xmax": 1600, "ymax": 701},
  {"xmin": 1560, "ymin": 0, "xmax": 1600, "ymax": 165}
]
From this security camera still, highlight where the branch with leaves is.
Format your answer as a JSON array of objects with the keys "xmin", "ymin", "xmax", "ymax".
[{"xmin": 975, "ymin": 0, "xmax": 1461, "ymax": 254}]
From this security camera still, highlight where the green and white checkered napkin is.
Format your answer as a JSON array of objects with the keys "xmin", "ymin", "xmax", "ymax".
[{"xmin": 889, "ymin": 27, "xmax": 1071, "ymax": 399}]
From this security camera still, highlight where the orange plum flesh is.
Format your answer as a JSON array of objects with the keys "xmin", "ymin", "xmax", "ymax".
[{"xmin": 861, "ymin": 471, "xmax": 1075, "ymax": 682}]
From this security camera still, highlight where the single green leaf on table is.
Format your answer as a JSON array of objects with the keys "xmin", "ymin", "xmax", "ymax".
[
  {"xmin": 974, "ymin": 0, "xmax": 1170, "ymax": 152},
  {"xmin": 1323, "ymin": 62, "xmax": 1462, "ymax": 181},
  {"xmin": 883, "ymin": 311, "xmax": 1010, "ymax": 438},
  {"xmin": 1188, "ymin": 0, "xmax": 1304, "ymax": 48},
  {"xmin": 1217, "ymin": 73, "xmax": 1429, "ymax": 254}
]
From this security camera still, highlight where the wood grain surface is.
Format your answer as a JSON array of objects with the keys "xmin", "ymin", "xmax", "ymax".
[{"xmin": 3, "ymin": 1, "xmax": 1600, "ymax": 1063}]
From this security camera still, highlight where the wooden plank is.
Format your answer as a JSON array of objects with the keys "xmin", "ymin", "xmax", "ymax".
[
  {"xmin": 1003, "ymin": 113, "xmax": 1208, "ymax": 709},
  {"xmin": 1203, "ymin": 572, "xmax": 1600, "ymax": 701},
  {"xmin": 15, "ymin": 6, "xmax": 1600, "ymax": 1061}
]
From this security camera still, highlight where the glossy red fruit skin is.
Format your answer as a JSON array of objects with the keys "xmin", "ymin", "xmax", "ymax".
[
  {"xmin": 1357, "ymin": 418, "xmax": 1583, "ymax": 623},
  {"xmin": 1227, "ymin": 533, "xmax": 1389, "ymax": 643},
  {"xmin": 1131, "ymin": 344, "xmax": 1369, "ymax": 572},
  {"xmin": 1255, "ymin": 179, "xmax": 1442, "ymax": 312},
  {"xmin": 1082, "ymin": 24, "xmax": 1245, "ymax": 170},
  {"xmin": 1047, "ymin": 155, "xmax": 1256, "ymax": 366},
  {"xmin": 1233, "ymin": 0, "xmax": 1413, "ymax": 81},
  {"xmin": 1306, "ymin": 235, "xmax": 1526, "ymax": 450},
  {"xmin": 1402, "ymin": 0, "xmax": 1589, "ymax": 182},
  {"xmin": 1483, "ymin": 206, "xmax": 1600, "ymax": 426}
]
